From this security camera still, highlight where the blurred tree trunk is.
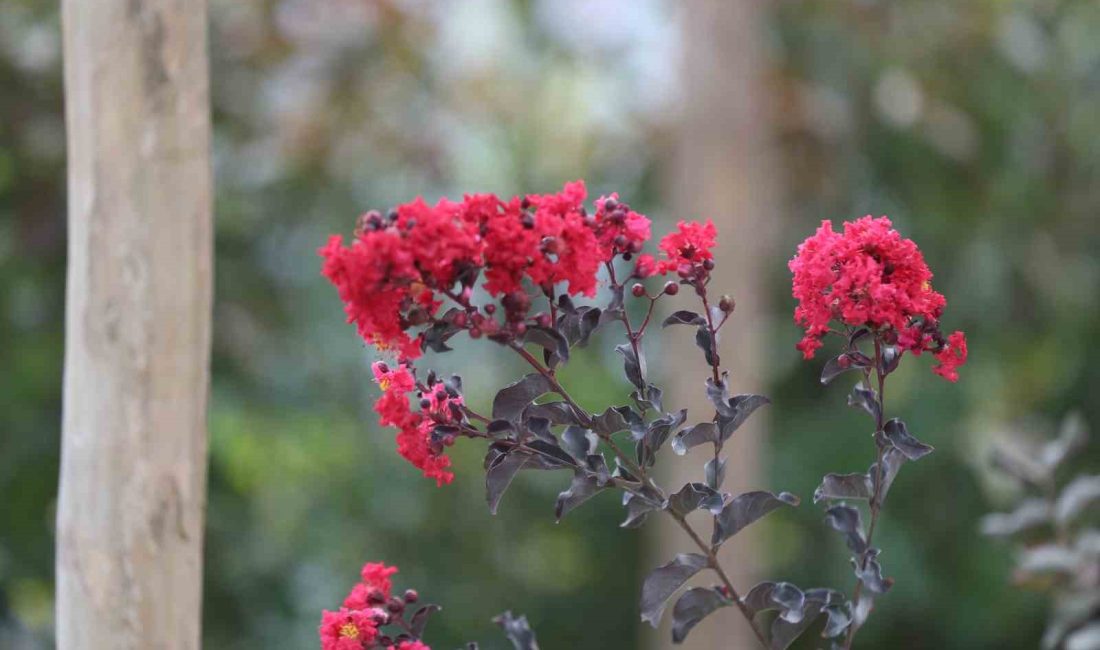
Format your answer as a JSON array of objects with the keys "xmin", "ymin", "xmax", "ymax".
[
  {"xmin": 56, "ymin": 1, "xmax": 213, "ymax": 648},
  {"xmin": 649, "ymin": 1, "xmax": 782, "ymax": 648}
]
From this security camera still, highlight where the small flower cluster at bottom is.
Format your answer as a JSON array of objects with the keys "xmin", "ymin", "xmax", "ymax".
[{"xmin": 319, "ymin": 562, "xmax": 430, "ymax": 650}]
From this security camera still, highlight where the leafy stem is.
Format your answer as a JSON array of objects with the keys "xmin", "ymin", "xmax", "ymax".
[
  {"xmin": 669, "ymin": 510, "xmax": 771, "ymax": 648},
  {"xmin": 843, "ymin": 336, "xmax": 888, "ymax": 650},
  {"xmin": 605, "ymin": 261, "xmax": 648, "ymax": 371},
  {"xmin": 510, "ymin": 328, "xmax": 772, "ymax": 648}
]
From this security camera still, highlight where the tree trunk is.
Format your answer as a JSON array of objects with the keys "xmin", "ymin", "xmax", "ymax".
[
  {"xmin": 649, "ymin": 1, "xmax": 782, "ymax": 648},
  {"xmin": 56, "ymin": 1, "xmax": 213, "ymax": 648}
]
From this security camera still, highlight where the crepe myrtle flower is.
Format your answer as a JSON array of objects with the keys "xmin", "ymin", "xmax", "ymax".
[
  {"xmin": 789, "ymin": 215, "xmax": 967, "ymax": 381},
  {"xmin": 320, "ymin": 562, "xmax": 437, "ymax": 650}
]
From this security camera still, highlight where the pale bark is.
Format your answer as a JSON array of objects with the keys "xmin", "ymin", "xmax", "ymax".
[
  {"xmin": 57, "ymin": 1, "xmax": 213, "ymax": 648},
  {"xmin": 648, "ymin": 1, "xmax": 783, "ymax": 648}
]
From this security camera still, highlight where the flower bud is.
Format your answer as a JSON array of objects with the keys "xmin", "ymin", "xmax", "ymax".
[
  {"xmin": 535, "ymin": 313, "xmax": 552, "ymax": 328},
  {"xmin": 371, "ymin": 610, "xmax": 390, "ymax": 625},
  {"xmin": 469, "ymin": 327, "xmax": 482, "ymax": 339},
  {"xmin": 512, "ymin": 322, "xmax": 527, "ymax": 336},
  {"xmin": 403, "ymin": 589, "xmax": 419, "ymax": 604},
  {"xmin": 703, "ymin": 258, "xmax": 715, "ymax": 271},
  {"xmin": 484, "ymin": 304, "xmax": 496, "ymax": 315},
  {"xmin": 719, "ymin": 295, "xmax": 735, "ymax": 313},
  {"xmin": 631, "ymin": 283, "xmax": 646, "ymax": 298},
  {"xmin": 603, "ymin": 198, "xmax": 618, "ymax": 212},
  {"xmin": 663, "ymin": 281, "xmax": 679, "ymax": 296},
  {"xmin": 367, "ymin": 588, "xmax": 386, "ymax": 605},
  {"xmin": 419, "ymin": 398, "xmax": 432, "ymax": 410},
  {"xmin": 387, "ymin": 597, "xmax": 405, "ymax": 614}
]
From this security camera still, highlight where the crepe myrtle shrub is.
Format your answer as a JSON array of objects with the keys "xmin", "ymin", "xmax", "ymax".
[
  {"xmin": 317, "ymin": 181, "xmax": 969, "ymax": 650},
  {"xmin": 981, "ymin": 414, "xmax": 1100, "ymax": 650}
]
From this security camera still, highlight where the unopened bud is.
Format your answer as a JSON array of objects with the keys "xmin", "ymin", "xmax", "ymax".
[
  {"xmin": 631, "ymin": 283, "xmax": 646, "ymax": 298},
  {"xmin": 719, "ymin": 295, "xmax": 735, "ymax": 313},
  {"xmin": 663, "ymin": 281, "xmax": 680, "ymax": 296}
]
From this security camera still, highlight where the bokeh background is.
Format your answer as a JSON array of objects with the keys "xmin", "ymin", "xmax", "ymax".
[{"xmin": 2, "ymin": 0, "xmax": 1098, "ymax": 648}]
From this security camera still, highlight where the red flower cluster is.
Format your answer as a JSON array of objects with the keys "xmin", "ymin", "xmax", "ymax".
[
  {"xmin": 932, "ymin": 330, "xmax": 968, "ymax": 382},
  {"xmin": 320, "ymin": 181, "xmax": 651, "ymax": 360},
  {"xmin": 320, "ymin": 562, "xmax": 430, "ymax": 650},
  {"xmin": 789, "ymin": 216, "xmax": 967, "ymax": 380},
  {"xmin": 593, "ymin": 194, "xmax": 652, "ymax": 259},
  {"xmin": 320, "ymin": 608, "xmax": 380, "ymax": 650},
  {"xmin": 635, "ymin": 219, "xmax": 718, "ymax": 279},
  {"xmin": 372, "ymin": 362, "xmax": 458, "ymax": 486},
  {"xmin": 322, "ymin": 182, "xmax": 730, "ymax": 486}
]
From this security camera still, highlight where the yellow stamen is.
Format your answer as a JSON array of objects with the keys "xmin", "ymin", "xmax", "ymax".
[{"xmin": 339, "ymin": 623, "xmax": 359, "ymax": 639}]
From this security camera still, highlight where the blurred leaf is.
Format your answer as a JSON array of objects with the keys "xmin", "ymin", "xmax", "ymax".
[
  {"xmin": 556, "ymin": 471, "xmax": 606, "ymax": 521},
  {"xmin": 409, "ymin": 604, "xmax": 442, "ymax": 637},
  {"xmin": 814, "ymin": 472, "xmax": 874, "ymax": 503},
  {"xmin": 825, "ymin": 504, "xmax": 867, "ymax": 554},
  {"xmin": 615, "ymin": 343, "xmax": 646, "ymax": 389},
  {"xmin": 883, "ymin": 418, "xmax": 934, "ymax": 461},
  {"xmin": 1054, "ymin": 475, "xmax": 1100, "ymax": 526},
  {"xmin": 493, "ymin": 611, "xmax": 540, "ymax": 650},
  {"xmin": 705, "ymin": 456, "xmax": 727, "ymax": 490},
  {"xmin": 712, "ymin": 491, "xmax": 800, "ymax": 547},
  {"xmin": 493, "ymin": 374, "xmax": 554, "ymax": 422},
  {"xmin": 672, "ymin": 422, "xmax": 719, "ymax": 455},
  {"xmin": 847, "ymin": 382, "xmax": 880, "ymax": 423},
  {"xmin": 718, "ymin": 395, "xmax": 770, "ymax": 442},
  {"xmin": 662, "ymin": 310, "xmax": 706, "ymax": 327},
  {"xmin": 671, "ymin": 587, "xmax": 730, "ymax": 643},
  {"xmin": 694, "ymin": 326, "xmax": 719, "ymax": 367},
  {"xmin": 981, "ymin": 498, "xmax": 1051, "ymax": 538},
  {"xmin": 852, "ymin": 548, "xmax": 893, "ymax": 595},
  {"xmin": 639, "ymin": 553, "xmax": 708, "ymax": 627},
  {"xmin": 667, "ymin": 482, "xmax": 724, "ymax": 517}
]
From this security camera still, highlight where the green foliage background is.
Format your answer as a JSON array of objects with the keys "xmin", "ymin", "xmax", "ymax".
[{"xmin": 0, "ymin": 1, "xmax": 1097, "ymax": 649}]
